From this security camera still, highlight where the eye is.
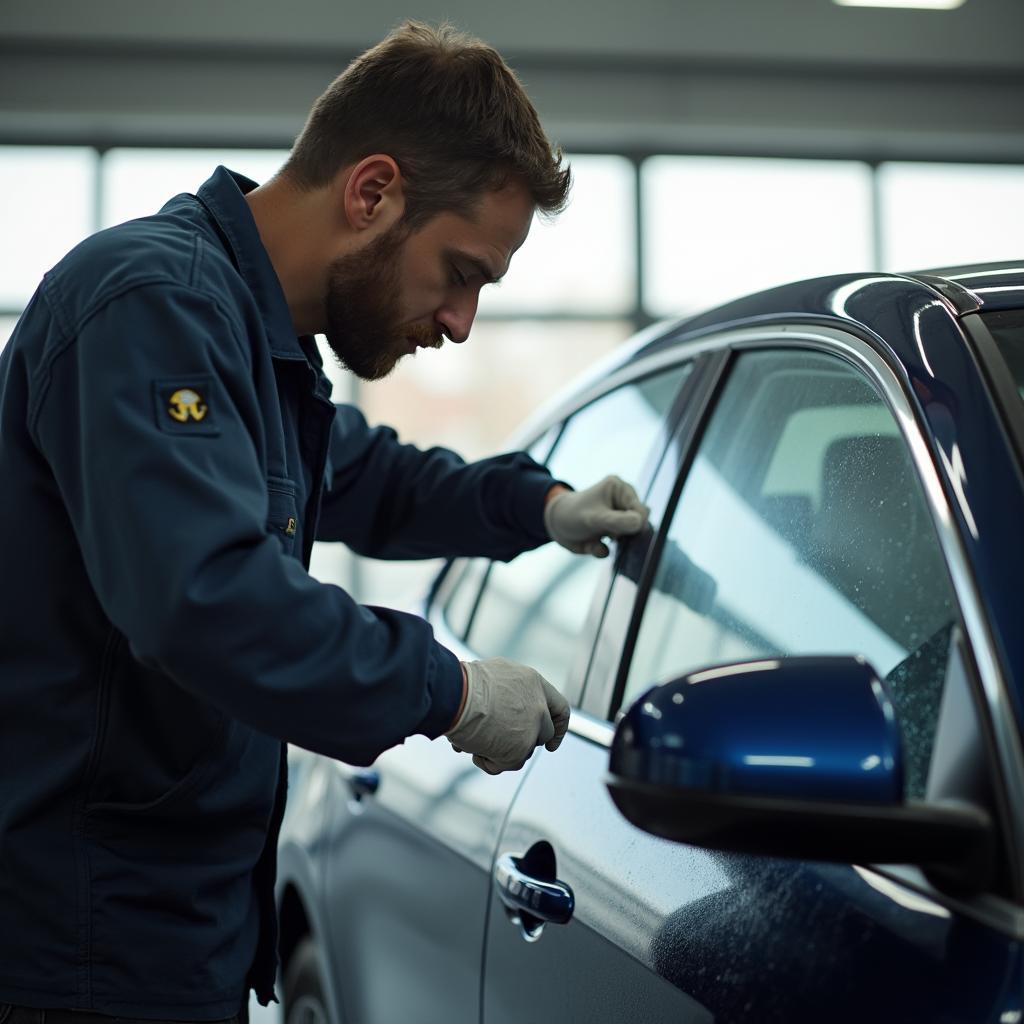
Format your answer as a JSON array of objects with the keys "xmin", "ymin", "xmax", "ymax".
[{"xmin": 450, "ymin": 264, "xmax": 468, "ymax": 288}]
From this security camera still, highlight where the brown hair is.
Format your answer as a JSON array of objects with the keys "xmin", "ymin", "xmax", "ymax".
[{"xmin": 282, "ymin": 21, "xmax": 571, "ymax": 227}]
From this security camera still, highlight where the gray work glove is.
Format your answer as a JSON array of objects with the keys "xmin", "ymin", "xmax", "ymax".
[
  {"xmin": 544, "ymin": 475, "xmax": 650, "ymax": 557},
  {"xmin": 446, "ymin": 658, "xmax": 571, "ymax": 775}
]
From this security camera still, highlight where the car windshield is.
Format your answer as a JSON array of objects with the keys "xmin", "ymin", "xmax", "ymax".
[{"xmin": 983, "ymin": 310, "xmax": 1024, "ymax": 404}]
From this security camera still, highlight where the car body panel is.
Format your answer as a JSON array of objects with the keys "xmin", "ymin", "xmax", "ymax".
[
  {"xmin": 487, "ymin": 728, "xmax": 1024, "ymax": 1023},
  {"xmin": 316, "ymin": 737, "xmax": 525, "ymax": 1024},
  {"xmin": 277, "ymin": 261, "xmax": 1024, "ymax": 1024},
  {"xmin": 483, "ymin": 733, "xmax": 715, "ymax": 1024}
]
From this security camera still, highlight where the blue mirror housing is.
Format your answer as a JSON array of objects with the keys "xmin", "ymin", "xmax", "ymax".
[
  {"xmin": 610, "ymin": 656, "xmax": 903, "ymax": 804},
  {"xmin": 607, "ymin": 656, "xmax": 994, "ymax": 887}
]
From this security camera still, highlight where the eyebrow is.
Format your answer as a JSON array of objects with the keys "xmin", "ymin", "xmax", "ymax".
[{"xmin": 448, "ymin": 249, "xmax": 503, "ymax": 285}]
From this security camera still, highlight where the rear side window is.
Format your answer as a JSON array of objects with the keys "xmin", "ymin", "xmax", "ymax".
[
  {"xmin": 460, "ymin": 363, "xmax": 692, "ymax": 687},
  {"xmin": 441, "ymin": 426, "xmax": 559, "ymax": 640},
  {"xmin": 983, "ymin": 309, "xmax": 1024, "ymax": 403},
  {"xmin": 622, "ymin": 350, "xmax": 957, "ymax": 798}
]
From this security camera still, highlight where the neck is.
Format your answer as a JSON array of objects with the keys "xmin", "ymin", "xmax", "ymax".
[{"xmin": 245, "ymin": 175, "xmax": 334, "ymax": 335}]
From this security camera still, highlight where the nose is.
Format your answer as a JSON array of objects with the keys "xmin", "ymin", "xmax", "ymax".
[{"xmin": 437, "ymin": 290, "xmax": 480, "ymax": 345}]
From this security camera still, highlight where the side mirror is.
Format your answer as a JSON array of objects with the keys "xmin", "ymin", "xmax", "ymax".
[{"xmin": 606, "ymin": 657, "xmax": 994, "ymax": 891}]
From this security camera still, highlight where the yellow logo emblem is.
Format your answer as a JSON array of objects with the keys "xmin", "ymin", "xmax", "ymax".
[{"xmin": 168, "ymin": 388, "xmax": 208, "ymax": 423}]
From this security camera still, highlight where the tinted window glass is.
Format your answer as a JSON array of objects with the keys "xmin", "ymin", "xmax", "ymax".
[
  {"xmin": 983, "ymin": 309, "xmax": 1024, "ymax": 404},
  {"xmin": 623, "ymin": 350, "xmax": 957, "ymax": 798},
  {"xmin": 465, "ymin": 364, "xmax": 692, "ymax": 686}
]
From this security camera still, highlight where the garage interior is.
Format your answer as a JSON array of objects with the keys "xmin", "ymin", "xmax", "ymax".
[
  {"xmin": 1, "ymin": 2, "xmax": 1022, "ymax": 1019},
  {"xmin": 4, "ymin": 0, "xmax": 1019, "ymax": 610}
]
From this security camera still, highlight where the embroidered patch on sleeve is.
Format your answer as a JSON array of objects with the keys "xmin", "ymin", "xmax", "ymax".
[{"xmin": 153, "ymin": 376, "xmax": 221, "ymax": 436}]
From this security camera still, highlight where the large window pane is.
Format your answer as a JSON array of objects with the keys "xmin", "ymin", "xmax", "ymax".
[
  {"xmin": 880, "ymin": 162, "xmax": 1024, "ymax": 271},
  {"xmin": 643, "ymin": 156, "xmax": 874, "ymax": 317},
  {"xmin": 479, "ymin": 155, "xmax": 636, "ymax": 316},
  {"xmin": 101, "ymin": 149, "xmax": 289, "ymax": 228},
  {"xmin": 355, "ymin": 319, "xmax": 633, "ymax": 462},
  {"xmin": 0, "ymin": 147, "xmax": 97, "ymax": 307},
  {"xmin": 0, "ymin": 316, "xmax": 21, "ymax": 355}
]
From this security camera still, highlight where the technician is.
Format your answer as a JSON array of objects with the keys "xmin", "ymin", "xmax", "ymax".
[{"xmin": 0, "ymin": 20, "xmax": 648, "ymax": 1022}]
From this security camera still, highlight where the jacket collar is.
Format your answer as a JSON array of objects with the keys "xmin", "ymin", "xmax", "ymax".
[{"xmin": 195, "ymin": 166, "xmax": 308, "ymax": 361}]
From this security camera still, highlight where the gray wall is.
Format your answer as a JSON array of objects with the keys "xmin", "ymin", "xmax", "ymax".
[{"xmin": 2, "ymin": 0, "xmax": 1022, "ymax": 158}]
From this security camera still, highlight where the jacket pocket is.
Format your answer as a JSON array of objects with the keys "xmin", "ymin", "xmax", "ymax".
[
  {"xmin": 266, "ymin": 475, "xmax": 299, "ymax": 556},
  {"xmin": 83, "ymin": 645, "xmax": 230, "ymax": 822},
  {"xmin": 85, "ymin": 716, "xmax": 229, "ymax": 822}
]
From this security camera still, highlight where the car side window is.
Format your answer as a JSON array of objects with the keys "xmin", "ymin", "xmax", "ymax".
[
  {"xmin": 622, "ymin": 350, "xmax": 957, "ymax": 799},
  {"xmin": 440, "ymin": 427, "xmax": 560, "ymax": 640},
  {"xmin": 462, "ymin": 364, "xmax": 693, "ymax": 686}
]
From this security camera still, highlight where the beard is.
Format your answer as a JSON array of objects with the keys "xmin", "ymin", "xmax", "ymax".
[{"xmin": 322, "ymin": 222, "xmax": 441, "ymax": 382}]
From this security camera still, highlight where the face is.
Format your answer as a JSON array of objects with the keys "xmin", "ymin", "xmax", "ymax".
[{"xmin": 323, "ymin": 180, "xmax": 534, "ymax": 381}]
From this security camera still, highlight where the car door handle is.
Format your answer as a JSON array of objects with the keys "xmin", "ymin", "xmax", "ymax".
[
  {"xmin": 347, "ymin": 768, "xmax": 380, "ymax": 800},
  {"xmin": 494, "ymin": 852, "xmax": 575, "ymax": 925}
]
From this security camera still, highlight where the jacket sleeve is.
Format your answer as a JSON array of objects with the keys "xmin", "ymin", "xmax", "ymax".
[
  {"xmin": 317, "ymin": 403, "xmax": 557, "ymax": 561},
  {"xmin": 30, "ymin": 282, "xmax": 462, "ymax": 765}
]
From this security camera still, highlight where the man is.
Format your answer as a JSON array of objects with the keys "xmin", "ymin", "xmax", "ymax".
[{"xmin": 0, "ymin": 21, "xmax": 648, "ymax": 1021}]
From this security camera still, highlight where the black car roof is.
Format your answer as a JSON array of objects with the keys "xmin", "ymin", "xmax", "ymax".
[{"xmin": 635, "ymin": 260, "xmax": 1024, "ymax": 366}]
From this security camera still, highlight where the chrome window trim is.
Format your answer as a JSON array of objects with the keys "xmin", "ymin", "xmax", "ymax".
[
  {"xmin": 870, "ymin": 865, "xmax": 1024, "ymax": 941},
  {"xmin": 568, "ymin": 709, "xmax": 616, "ymax": 748}
]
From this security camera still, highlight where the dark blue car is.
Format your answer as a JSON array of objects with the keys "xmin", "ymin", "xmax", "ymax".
[{"xmin": 276, "ymin": 261, "xmax": 1024, "ymax": 1024}]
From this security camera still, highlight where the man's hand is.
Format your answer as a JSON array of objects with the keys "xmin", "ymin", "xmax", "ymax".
[
  {"xmin": 544, "ymin": 475, "xmax": 649, "ymax": 557},
  {"xmin": 446, "ymin": 658, "xmax": 571, "ymax": 775}
]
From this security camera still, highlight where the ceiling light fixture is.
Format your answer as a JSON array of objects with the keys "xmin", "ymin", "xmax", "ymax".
[{"xmin": 834, "ymin": 0, "xmax": 965, "ymax": 8}]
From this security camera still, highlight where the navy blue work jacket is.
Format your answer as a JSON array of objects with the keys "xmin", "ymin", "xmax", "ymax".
[{"xmin": 0, "ymin": 168, "xmax": 556, "ymax": 1017}]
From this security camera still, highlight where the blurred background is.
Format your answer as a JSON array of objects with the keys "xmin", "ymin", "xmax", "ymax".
[
  {"xmin": 1, "ymin": 0, "xmax": 1022, "ymax": 612},
  {"xmin": 1, "ymin": 2, "xmax": 1021, "ymax": 1019}
]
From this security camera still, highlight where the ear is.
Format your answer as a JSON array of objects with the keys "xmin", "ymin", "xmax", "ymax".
[{"xmin": 340, "ymin": 154, "xmax": 405, "ymax": 233}]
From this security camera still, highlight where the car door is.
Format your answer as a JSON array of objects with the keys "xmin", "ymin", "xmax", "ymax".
[
  {"xmin": 482, "ymin": 332, "xmax": 1024, "ymax": 1024},
  {"xmin": 318, "ymin": 357, "xmax": 694, "ymax": 1024}
]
